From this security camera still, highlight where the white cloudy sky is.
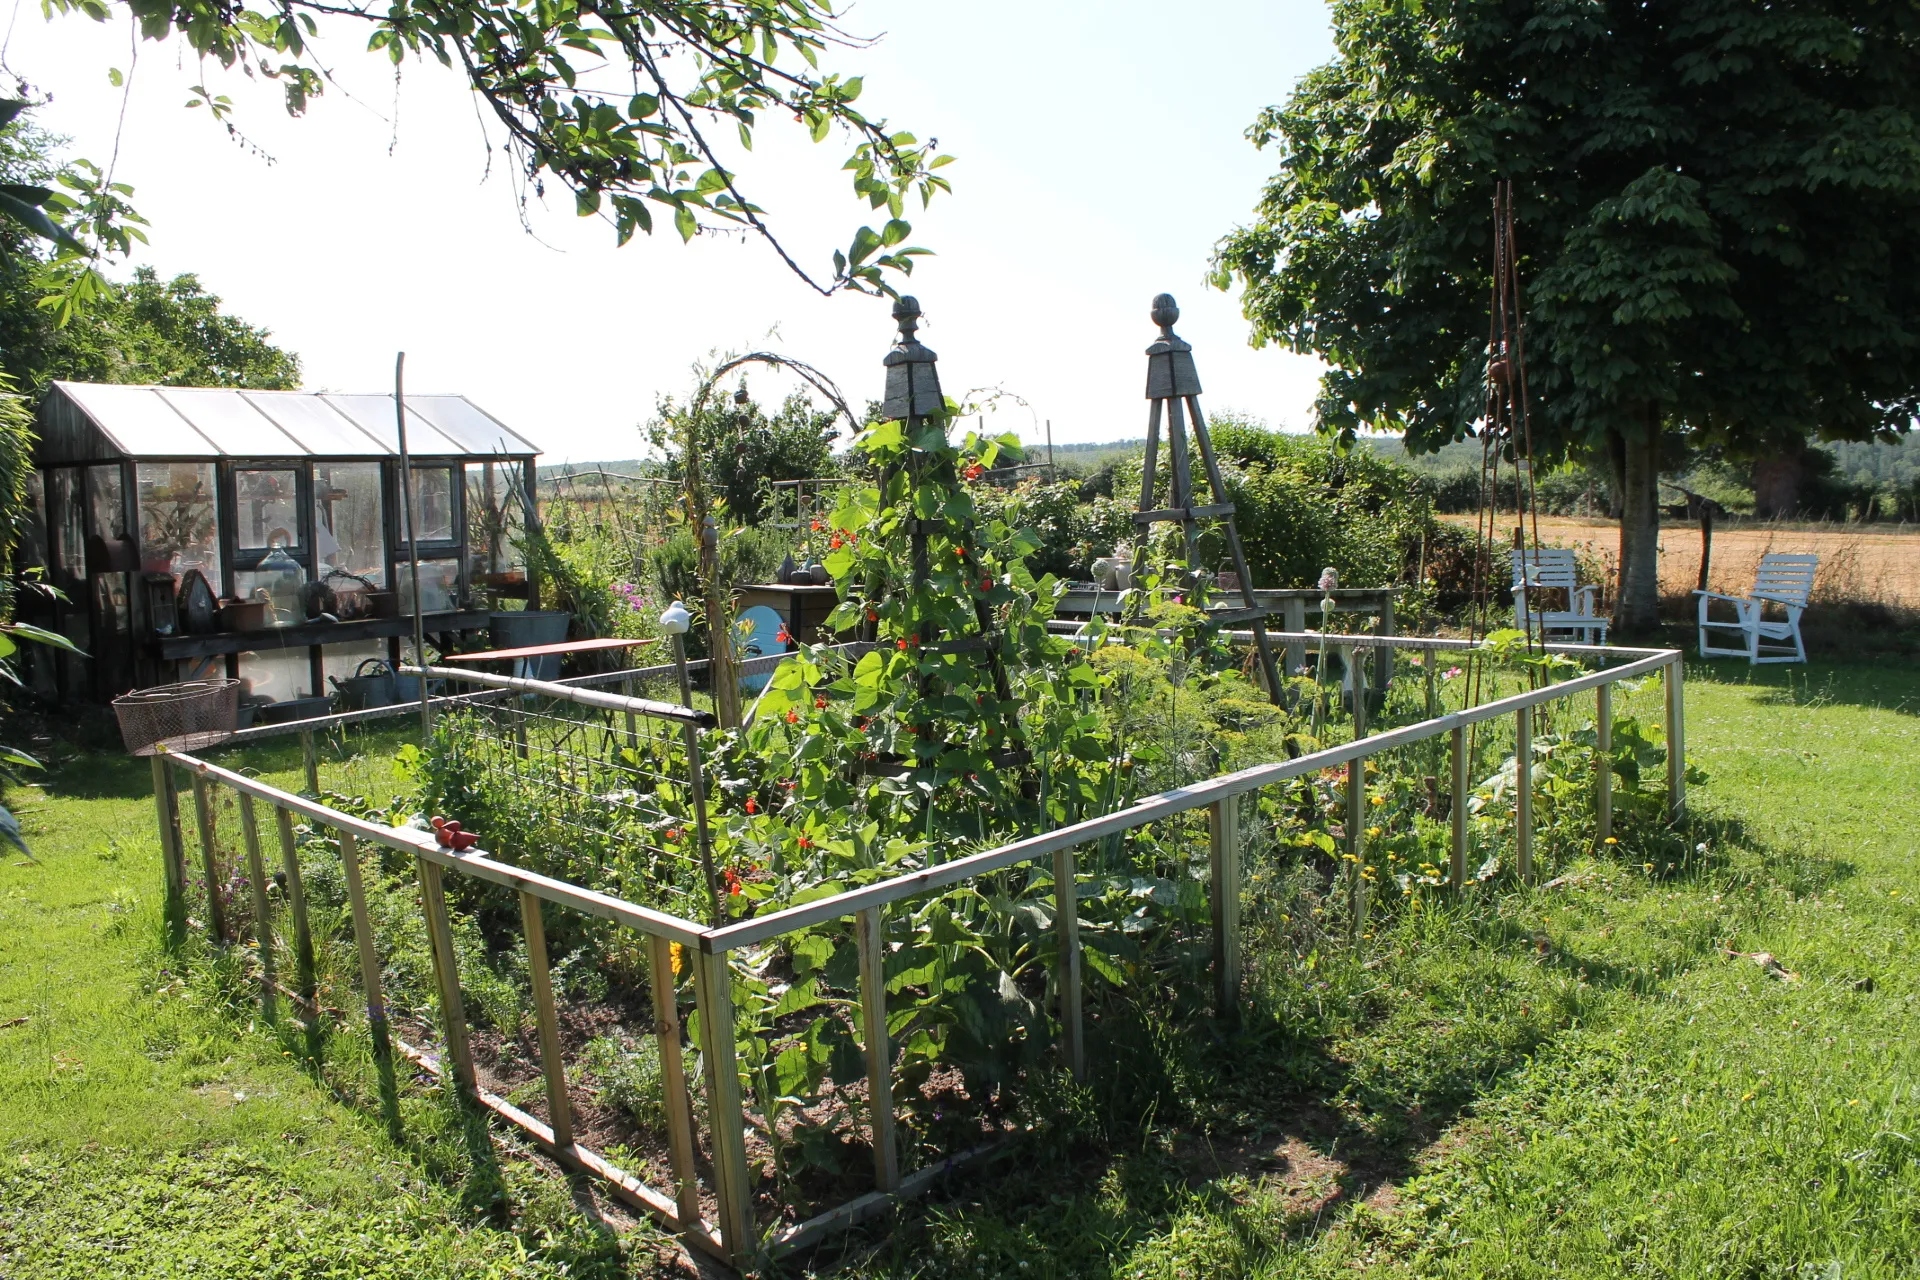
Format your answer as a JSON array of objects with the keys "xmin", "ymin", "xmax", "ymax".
[{"xmin": 6, "ymin": 0, "xmax": 1335, "ymax": 461}]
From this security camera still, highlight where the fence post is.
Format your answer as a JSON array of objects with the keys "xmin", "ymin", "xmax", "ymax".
[
  {"xmin": 300, "ymin": 729, "xmax": 319, "ymax": 794},
  {"xmin": 1346, "ymin": 648, "xmax": 1368, "ymax": 938},
  {"xmin": 417, "ymin": 856, "xmax": 477, "ymax": 1101},
  {"xmin": 854, "ymin": 906, "xmax": 901, "ymax": 1192},
  {"xmin": 236, "ymin": 794, "xmax": 277, "ymax": 1022},
  {"xmin": 188, "ymin": 773, "xmax": 229, "ymax": 944},
  {"xmin": 274, "ymin": 807, "xmax": 318, "ymax": 1020},
  {"xmin": 1208, "ymin": 799, "xmax": 1241, "ymax": 1018},
  {"xmin": 1515, "ymin": 706, "xmax": 1534, "ymax": 880},
  {"xmin": 693, "ymin": 947, "xmax": 755, "ymax": 1265},
  {"xmin": 151, "ymin": 756, "xmax": 187, "ymax": 947},
  {"xmin": 335, "ymin": 830, "xmax": 392, "ymax": 1062},
  {"xmin": 1595, "ymin": 681, "xmax": 1614, "ymax": 846},
  {"xmin": 647, "ymin": 933, "xmax": 703, "ymax": 1233},
  {"xmin": 1449, "ymin": 726, "xmax": 1468, "ymax": 889},
  {"xmin": 1050, "ymin": 846, "xmax": 1085, "ymax": 1078},
  {"xmin": 519, "ymin": 891, "xmax": 572, "ymax": 1151},
  {"xmin": 1666, "ymin": 658, "xmax": 1687, "ymax": 820}
]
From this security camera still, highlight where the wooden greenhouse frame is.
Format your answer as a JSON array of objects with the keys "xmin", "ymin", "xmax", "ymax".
[{"xmin": 23, "ymin": 381, "xmax": 541, "ymax": 702}]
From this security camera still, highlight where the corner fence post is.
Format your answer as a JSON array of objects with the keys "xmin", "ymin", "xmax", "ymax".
[
  {"xmin": 1666, "ymin": 657, "xmax": 1687, "ymax": 820},
  {"xmin": 1515, "ymin": 706, "xmax": 1534, "ymax": 880},
  {"xmin": 1051, "ymin": 845, "xmax": 1086, "ymax": 1078},
  {"xmin": 236, "ymin": 794, "xmax": 277, "ymax": 1022},
  {"xmin": 189, "ymin": 772, "xmax": 229, "ymax": 944},
  {"xmin": 336, "ymin": 830, "xmax": 392, "ymax": 1062},
  {"xmin": 519, "ymin": 891, "xmax": 572, "ymax": 1150},
  {"xmin": 1595, "ymin": 681, "xmax": 1614, "ymax": 846},
  {"xmin": 1449, "ymin": 726, "xmax": 1468, "ymax": 889},
  {"xmin": 418, "ymin": 856, "xmax": 477, "ymax": 1101},
  {"xmin": 693, "ymin": 946, "xmax": 755, "ymax": 1264},
  {"xmin": 855, "ymin": 906, "xmax": 901, "ymax": 1191},
  {"xmin": 1208, "ymin": 800, "xmax": 1241, "ymax": 1018},
  {"xmin": 274, "ymin": 806, "xmax": 318, "ymax": 1020},
  {"xmin": 647, "ymin": 933, "xmax": 703, "ymax": 1233},
  {"xmin": 151, "ymin": 756, "xmax": 187, "ymax": 947}
]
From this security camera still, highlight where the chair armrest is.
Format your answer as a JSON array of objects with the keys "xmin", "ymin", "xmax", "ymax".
[
  {"xmin": 1747, "ymin": 592, "xmax": 1807, "ymax": 608},
  {"xmin": 1691, "ymin": 590, "xmax": 1747, "ymax": 604}
]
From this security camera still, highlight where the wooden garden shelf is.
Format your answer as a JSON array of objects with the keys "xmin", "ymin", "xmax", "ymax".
[{"xmin": 150, "ymin": 610, "xmax": 493, "ymax": 660}]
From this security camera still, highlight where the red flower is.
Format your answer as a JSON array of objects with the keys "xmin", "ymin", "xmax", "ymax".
[
  {"xmin": 896, "ymin": 638, "xmax": 908, "ymax": 651},
  {"xmin": 866, "ymin": 609, "xmax": 878, "ymax": 622},
  {"xmin": 724, "ymin": 868, "xmax": 743, "ymax": 896},
  {"xmin": 811, "ymin": 519, "xmax": 824, "ymax": 532},
  {"xmin": 964, "ymin": 463, "xmax": 984, "ymax": 480},
  {"xmin": 745, "ymin": 797, "xmax": 759, "ymax": 815},
  {"xmin": 781, "ymin": 778, "xmax": 797, "ymax": 789},
  {"xmin": 953, "ymin": 546, "xmax": 966, "ymax": 558},
  {"xmin": 797, "ymin": 836, "xmax": 813, "ymax": 849},
  {"xmin": 814, "ymin": 696, "xmax": 827, "ymax": 710},
  {"xmin": 777, "ymin": 627, "xmax": 793, "ymax": 644},
  {"xmin": 980, "ymin": 578, "xmax": 992, "ymax": 591},
  {"xmin": 829, "ymin": 535, "xmax": 844, "ymax": 549},
  {"xmin": 909, "ymin": 634, "xmax": 920, "ymax": 647},
  {"xmin": 665, "ymin": 828, "xmax": 681, "ymax": 841},
  {"xmin": 785, "ymin": 709, "xmax": 799, "ymax": 724}
]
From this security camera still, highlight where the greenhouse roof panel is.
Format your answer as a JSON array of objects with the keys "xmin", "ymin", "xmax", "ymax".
[{"xmin": 39, "ymin": 381, "xmax": 540, "ymax": 461}]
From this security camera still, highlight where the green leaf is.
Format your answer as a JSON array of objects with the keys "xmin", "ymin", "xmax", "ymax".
[
  {"xmin": 673, "ymin": 202, "xmax": 698, "ymax": 242},
  {"xmin": 1, "ymin": 622, "xmax": 83, "ymax": 655}
]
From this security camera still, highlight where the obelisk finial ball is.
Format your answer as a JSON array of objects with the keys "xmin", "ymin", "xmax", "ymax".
[
  {"xmin": 1151, "ymin": 293, "xmax": 1180, "ymax": 331},
  {"xmin": 893, "ymin": 295, "xmax": 922, "ymax": 325}
]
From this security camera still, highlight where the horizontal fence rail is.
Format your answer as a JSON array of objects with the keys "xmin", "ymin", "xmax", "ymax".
[{"xmin": 149, "ymin": 636, "xmax": 1687, "ymax": 1269}]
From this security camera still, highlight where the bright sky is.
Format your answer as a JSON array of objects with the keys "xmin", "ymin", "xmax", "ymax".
[{"xmin": 6, "ymin": 0, "xmax": 1335, "ymax": 462}]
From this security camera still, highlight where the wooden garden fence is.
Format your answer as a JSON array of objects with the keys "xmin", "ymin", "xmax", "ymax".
[{"xmin": 146, "ymin": 634, "xmax": 1685, "ymax": 1270}]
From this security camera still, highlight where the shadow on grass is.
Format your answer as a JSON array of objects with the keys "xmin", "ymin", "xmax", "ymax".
[{"xmin": 788, "ymin": 805, "xmax": 1854, "ymax": 1278}]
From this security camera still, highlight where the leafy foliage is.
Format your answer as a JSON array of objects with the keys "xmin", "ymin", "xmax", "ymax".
[{"xmin": 47, "ymin": 0, "xmax": 953, "ymax": 294}]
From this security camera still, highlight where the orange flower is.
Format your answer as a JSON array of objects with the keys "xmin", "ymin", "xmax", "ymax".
[
  {"xmin": 745, "ymin": 796, "xmax": 759, "ymax": 814},
  {"xmin": 814, "ymin": 696, "xmax": 827, "ymax": 709},
  {"xmin": 785, "ymin": 709, "xmax": 798, "ymax": 724}
]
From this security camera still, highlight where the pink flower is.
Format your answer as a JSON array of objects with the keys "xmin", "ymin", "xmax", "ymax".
[
  {"xmin": 1317, "ymin": 567, "xmax": 1339, "ymax": 592},
  {"xmin": 1443, "ymin": 666, "xmax": 1463, "ymax": 681}
]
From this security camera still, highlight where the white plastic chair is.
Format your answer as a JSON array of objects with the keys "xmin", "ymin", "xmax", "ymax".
[
  {"xmin": 1510, "ymin": 548, "xmax": 1609, "ymax": 645},
  {"xmin": 1693, "ymin": 553, "xmax": 1817, "ymax": 664}
]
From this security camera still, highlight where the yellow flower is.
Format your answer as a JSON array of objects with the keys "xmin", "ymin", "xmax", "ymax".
[
  {"xmin": 1741, "ymin": 1092, "xmax": 1755, "ymax": 1102},
  {"xmin": 670, "ymin": 941, "xmax": 688, "ymax": 976},
  {"xmin": 1365, "ymin": 826, "xmax": 1382, "ymax": 838},
  {"xmin": 1604, "ymin": 837, "xmax": 1619, "ymax": 845},
  {"xmin": 1370, "ymin": 794, "xmax": 1385, "ymax": 806}
]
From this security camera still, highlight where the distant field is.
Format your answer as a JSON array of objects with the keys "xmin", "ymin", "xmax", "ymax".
[{"xmin": 1445, "ymin": 514, "xmax": 1920, "ymax": 609}]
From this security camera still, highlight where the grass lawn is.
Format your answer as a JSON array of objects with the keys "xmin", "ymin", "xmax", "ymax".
[{"xmin": 3, "ymin": 654, "xmax": 1917, "ymax": 1278}]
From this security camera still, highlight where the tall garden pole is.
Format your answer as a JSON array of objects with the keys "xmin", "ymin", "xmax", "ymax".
[{"xmin": 396, "ymin": 352, "xmax": 431, "ymax": 744}]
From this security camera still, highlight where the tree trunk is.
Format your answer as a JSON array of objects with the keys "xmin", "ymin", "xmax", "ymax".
[
  {"xmin": 1604, "ymin": 430, "xmax": 1627, "ymax": 520},
  {"xmin": 1613, "ymin": 419, "xmax": 1663, "ymax": 636},
  {"xmin": 1750, "ymin": 440, "xmax": 1805, "ymax": 519}
]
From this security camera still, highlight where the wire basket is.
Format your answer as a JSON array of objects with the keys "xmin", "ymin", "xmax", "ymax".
[{"xmin": 112, "ymin": 678, "xmax": 242, "ymax": 757}]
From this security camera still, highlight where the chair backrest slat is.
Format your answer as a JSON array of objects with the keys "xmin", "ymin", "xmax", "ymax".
[
  {"xmin": 1511, "ymin": 548, "xmax": 1579, "ymax": 590},
  {"xmin": 1750, "ymin": 553, "xmax": 1818, "ymax": 605}
]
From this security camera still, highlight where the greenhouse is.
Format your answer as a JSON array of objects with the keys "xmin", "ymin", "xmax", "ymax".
[{"xmin": 21, "ymin": 381, "xmax": 541, "ymax": 706}]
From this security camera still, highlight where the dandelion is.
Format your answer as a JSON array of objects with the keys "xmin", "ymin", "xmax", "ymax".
[{"xmin": 1604, "ymin": 836, "xmax": 1619, "ymax": 845}]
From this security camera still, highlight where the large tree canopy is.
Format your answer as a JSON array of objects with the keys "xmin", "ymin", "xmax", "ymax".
[
  {"xmin": 36, "ymin": 0, "xmax": 949, "ymax": 304},
  {"xmin": 1213, "ymin": 0, "xmax": 1920, "ymax": 630}
]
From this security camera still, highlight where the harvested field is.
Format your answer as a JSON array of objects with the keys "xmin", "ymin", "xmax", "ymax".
[{"xmin": 1443, "ymin": 514, "xmax": 1920, "ymax": 610}]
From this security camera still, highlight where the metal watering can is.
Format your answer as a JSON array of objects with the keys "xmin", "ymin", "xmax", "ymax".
[{"xmin": 329, "ymin": 658, "xmax": 398, "ymax": 710}]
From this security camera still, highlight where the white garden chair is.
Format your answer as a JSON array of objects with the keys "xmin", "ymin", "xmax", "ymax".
[
  {"xmin": 1510, "ymin": 548, "xmax": 1609, "ymax": 645},
  {"xmin": 1693, "ymin": 553, "xmax": 1818, "ymax": 664}
]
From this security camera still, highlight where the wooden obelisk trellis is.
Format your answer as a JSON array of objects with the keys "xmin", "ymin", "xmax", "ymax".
[
  {"xmin": 1125, "ymin": 293, "xmax": 1285, "ymax": 702},
  {"xmin": 880, "ymin": 296, "xmax": 1021, "ymax": 744}
]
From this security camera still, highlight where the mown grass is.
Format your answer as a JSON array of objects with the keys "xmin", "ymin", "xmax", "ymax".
[{"xmin": 4, "ymin": 654, "xmax": 1918, "ymax": 1277}]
